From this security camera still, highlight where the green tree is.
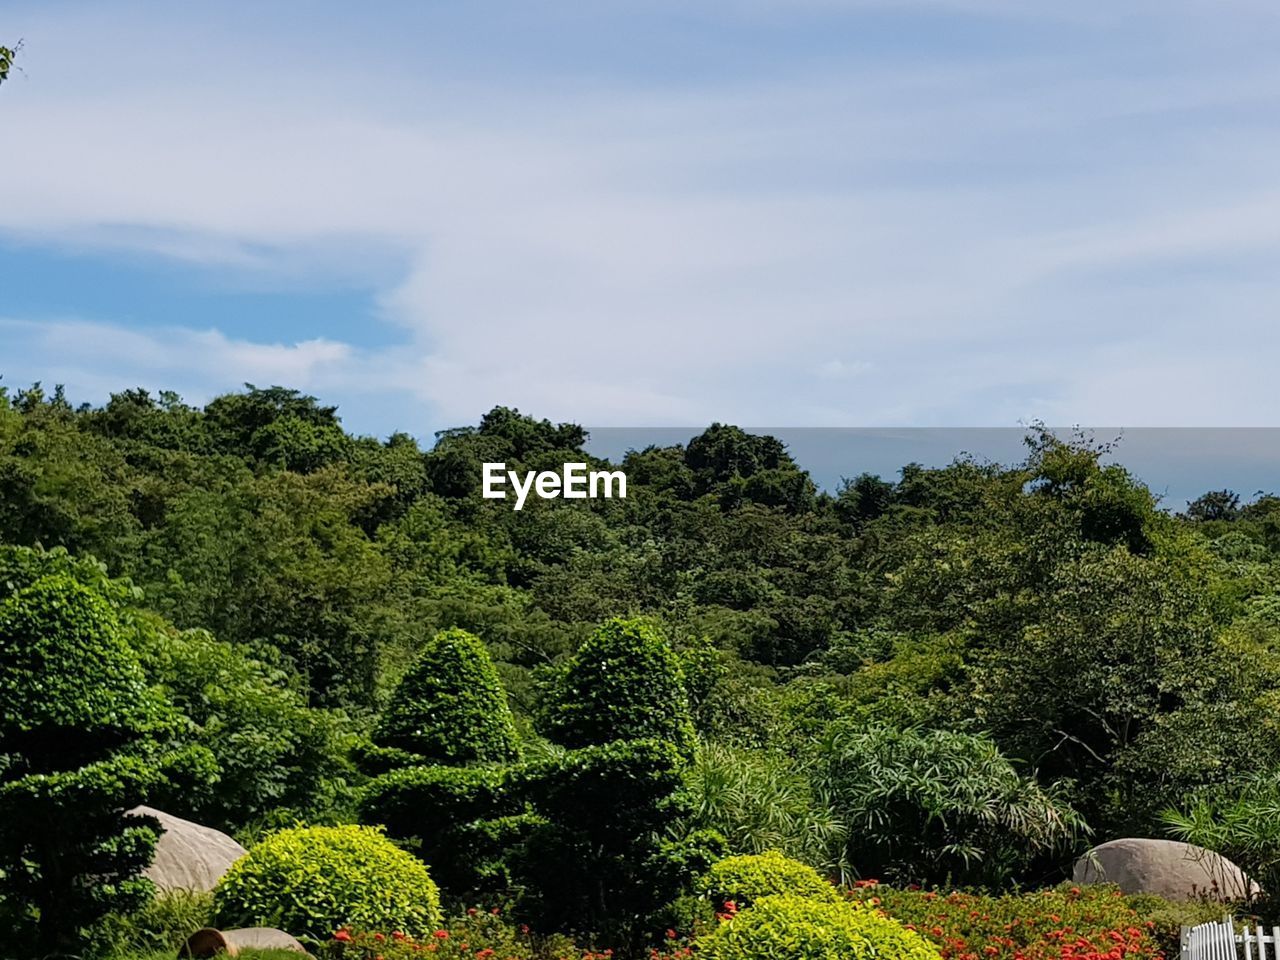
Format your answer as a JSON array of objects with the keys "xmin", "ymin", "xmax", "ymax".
[
  {"xmin": 135, "ymin": 623, "xmax": 356, "ymax": 834},
  {"xmin": 0, "ymin": 40, "xmax": 19, "ymax": 86}
]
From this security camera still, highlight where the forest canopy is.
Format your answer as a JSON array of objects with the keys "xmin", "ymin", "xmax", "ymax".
[{"xmin": 4, "ymin": 380, "xmax": 1280, "ymax": 952}]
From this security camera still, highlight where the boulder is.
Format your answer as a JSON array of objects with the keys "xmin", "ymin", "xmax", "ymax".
[
  {"xmin": 1073, "ymin": 838, "xmax": 1259, "ymax": 901},
  {"xmin": 126, "ymin": 805, "xmax": 246, "ymax": 894},
  {"xmin": 181, "ymin": 927, "xmax": 310, "ymax": 957}
]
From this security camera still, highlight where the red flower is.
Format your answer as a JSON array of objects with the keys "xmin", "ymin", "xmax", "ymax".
[
  {"xmin": 434, "ymin": 931, "xmax": 450, "ymax": 939},
  {"xmin": 667, "ymin": 929, "xmax": 678, "ymax": 940},
  {"xmin": 334, "ymin": 929, "xmax": 353, "ymax": 943}
]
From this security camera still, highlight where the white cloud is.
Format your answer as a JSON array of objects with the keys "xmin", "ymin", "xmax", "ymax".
[
  {"xmin": 2, "ymin": 0, "xmax": 1280, "ymax": 427},
  {"xmin": 0, "ymin": 318, "xmax": 360, "ymax": 408}
]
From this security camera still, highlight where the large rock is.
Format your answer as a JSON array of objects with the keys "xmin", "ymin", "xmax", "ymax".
[
  {"xmin": 182, "ymin": 927, "xmax": 310, "ymax": 957},
  {"xmin": 127, "ymin": 805, "xmax": 246, "ymax": 894},
  {"xmin": 1073, "ymin": 838, "xmax": 1259, "ymax": 901}
]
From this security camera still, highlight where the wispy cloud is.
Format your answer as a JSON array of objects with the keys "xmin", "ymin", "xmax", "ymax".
[{"xmin": 2, "ymin": 0, "xmax": 1280, "ymax": 429}]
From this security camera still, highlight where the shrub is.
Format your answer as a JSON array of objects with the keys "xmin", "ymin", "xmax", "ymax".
[
  {"xmin": 695, "ymin": 894, "xmax": 941, "ymax": 960},
  {"xmin": 135, "ymin": 624, "xmax": 357, "ymax": 833},
  {"xmin": 0, "ymin": 575, "xmax": 174, "ymax": 956},
  {"xmin": 815, "ymin": 723, "xmax": 1082, "ymax": 887},
  {"xmin": 374, "ymin": 628, "xmax": 520, "ymax": 766},
  {"xmin": 703, "ymin": 851, "xmax": 839, "ymax": 909},
  {"xmin": 844, "ymin": 883, "xmax": 1163, "ymax": 960},
  {"xmin": 541, "ymin": 618, "xmax": 695, "ymax": 757},
  {"xmin": 1123, "ymin": 893, "xmax": 1224, "ymax": 958},
  {"xmin": 361, "ymin": 764, "xmax": 513, "ymax": 835},
  {"xmin": 678, "ymin": 744, "xmax": 849, "ymax": 879},
  {"xmin": 214, "ymin": 824, "xmax": 441, "ymax": 940}
]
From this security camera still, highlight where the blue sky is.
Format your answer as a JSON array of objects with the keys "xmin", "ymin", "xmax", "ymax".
[{"xmin": 4, "ymin": 1, "xmax": 1280, "ymax": 441}]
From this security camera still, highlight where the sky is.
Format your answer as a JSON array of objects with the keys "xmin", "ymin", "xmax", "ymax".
[{"xmin": 3, "ymin": 1, "xmax": 1280, "ymax": 443}]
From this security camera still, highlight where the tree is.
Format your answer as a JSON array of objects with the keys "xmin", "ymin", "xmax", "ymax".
[
  {"xmin": 0, "ymin": 577, "xmax": 172, "ymax": 954},
  {"xmin": 0, "ymin": 40, "xmax": 19, "ymax": 87},
  {"xmin": 1185, "ymin": 489, "xmax": 1242, "ymax": 522},
  {"xmin": 135, "ymin": 623, "xmax": 356, "ymax": 834},
  {"xmin": 360, "ymin": 629, "xmax": 524, "ymax": 905},
  {"xmin": 517, "ymin": 739, "xmax": 725, "ymax": 948}
]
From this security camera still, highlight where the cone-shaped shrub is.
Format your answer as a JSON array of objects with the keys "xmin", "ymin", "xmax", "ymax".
[
  {"xmin": 541, "ymin": 617, "xmax": 695, "ymax": 756},
  {"xmin": 374, "ymin": 627, "xmax": 520, "ymax": 765}
]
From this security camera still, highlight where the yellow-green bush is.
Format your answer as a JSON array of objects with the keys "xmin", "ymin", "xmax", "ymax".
[
  {"xmin": 703, "ymin": 851, "xmax": 838, "ymax": 908},
  {"xmin": 214, "ymin": 825, "xmax": 440, "ymax": 940},
  {"xmin": 696, "ymin": 895, "xmax": 942, "ymax": 960}
]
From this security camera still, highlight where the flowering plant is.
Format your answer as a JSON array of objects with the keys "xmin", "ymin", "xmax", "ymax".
[
  {"xmin": 844, "ymin": 883, "xmax": 1164, "ymax": 960},
  {"xmin": 317, "ymin": 909, "xmax": 580, "ymax": 960}
]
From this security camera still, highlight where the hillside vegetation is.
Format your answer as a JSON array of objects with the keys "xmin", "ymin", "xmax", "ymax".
[{"xmin": 3, "ymin": 382, "xmax": 1279, "ymax": 954}]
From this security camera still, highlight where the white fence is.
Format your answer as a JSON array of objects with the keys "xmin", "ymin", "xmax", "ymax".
[{"xmin": 1182, "ymin": 917, "xmax": 1280, "ymax": 960}]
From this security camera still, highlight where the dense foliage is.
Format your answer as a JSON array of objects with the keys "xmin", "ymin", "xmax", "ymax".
[
  {"xmin": 214, "ymin": 824, "xmax": 442, "ymax": 939},
  {"xmin": 6, "ymin": 381, "xmax": 1280, "ymax": 953}
]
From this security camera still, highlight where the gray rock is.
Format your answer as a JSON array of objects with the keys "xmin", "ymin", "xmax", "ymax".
[
  {"xmin": 1073, "ymin": 838, "xmax": 1260, "ymax": 901},
  {"xmin": 181, "ymin": 926, "xmax": 310, "ymax": 957},
  {"xmin": 127, "ymin": 805, "xmax": 247, "ymax": 894},
  {"xmin": 225, "ymin": 927, "xmax": 310, "ymax": 954}
]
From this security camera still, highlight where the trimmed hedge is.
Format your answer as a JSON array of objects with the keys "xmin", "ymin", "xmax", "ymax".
[
  {"xmin": 703, "ymin": 851, "xmax": 838, "ymax": 909},
  {"xmin": 359, "ymin": 763, "xmax": 512, "ymax": 837},
  {"xmin": 374, "ymin": 628, "xmax": 520, "ymax": 766},
  {"xmin": 0, "ymin": 575, "xmax": 161, "ymax": 759},
  {"xmin": 541, "ymin": 617, "xmax": 695, "ymax": 756},
  {"xmin": 214, "ymin": 824, "xmax": 441, "ymax": 940},
  {"xmin": 696, "ymin": 894, "xmax": 942, "ymax": 960}
]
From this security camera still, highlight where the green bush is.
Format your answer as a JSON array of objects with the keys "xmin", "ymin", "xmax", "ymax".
[
  {"xmin": 135, "ymin": 624, "xmax": 357, "ymax": 833},
  {"xmin": 678, "ymin": 744, "xmax": 848, "ymax": 878},
  {"xmin": 541, "ymin": 617, "xmax": 695, "ymax": 756},
  {"xmin": 213, "ymin": 824, "xmax": 441, "ymax": 940},
  {"xmin": 695, "ymin": 894, "xmax": 941, "ymax": 960},
  {"xmin": 703, "ymin": 851, "xmax": 838, "ymax": 909},
  {"xmin": 815, "ymin": 723, "xmax": 1082, "ymax": 887},
  {"xmin": 374, "ymin": 627, "xmax": 520, "ymax": 765}
]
